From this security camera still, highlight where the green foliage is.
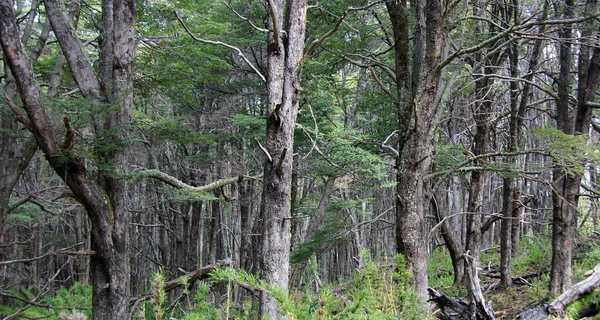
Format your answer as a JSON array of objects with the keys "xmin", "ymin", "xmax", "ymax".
[
  {"xmin": 297, "ymin": 124, "xmax": 386, "ymax": 182},
  {"xmin": 513, "ymin": 235, "xmax": 552, "ymax": 275},
  {"xmin": 290, "ymin": 216, "xmax": 346, "ymax": 264},
  {"xmin": 6, "ymin": 203, "xmax": 44, "ymax": 224},
  {"xmin": 228, "ymin": 114, "xmax": 266, "ymax": 134},
  {"xmin": 150, "ymin": 270, "xmax": 167, "ymax": 320},
  {"xmin": 428, "ymin": 248, "xmax": 456, "ymax": 289},
  {"xmin": 181, "ymin": 282, "xmax": 223, "ymax": 320},
  {"xmin": 434, "ymin": 143, "xmax": 469, "ymax": 173},
  {"xmin": 533, "ymin": 128, "xmax": 600, "ymax": 176},
  {"xmin": 0, "ymin": 282, "xmax": 92, "ymax": 319},
  {"xmin": 177, "ymin": 256, "xmax": 431, "ymax": 319},
  {"xmin": 133, "ymin": 111, "xmax": 218, "ymax": 147},
  {"xmin": 299, "ymin": 252, "xmax": 430, "ymax": 319}
]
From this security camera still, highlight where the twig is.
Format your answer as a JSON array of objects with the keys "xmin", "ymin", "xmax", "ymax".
[
  {"xmin": 222, "ymin": 1, "xmax": 268, "ymax": 32},
  {"xmin": 0, "ymin": 242, "xmax": 86, "ymax": 266},
  {"xmin": 381, "ymin": 130, "xmax": 399, "ymax": 157}
]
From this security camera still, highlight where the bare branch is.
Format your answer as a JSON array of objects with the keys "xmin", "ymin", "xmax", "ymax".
[
  {"xmin": 129, "ymin": 258, "xmax": 233, "ymax": 308},
  {"xmin": 255, "ymin": 137, "xmax": 273, "ymax": 162},
  {"xmin": 3, "ymin": 94, "xmax": 33, "ymax": 131},
  {"xmin": 342, "ymin": 53, "xmax": 396, "ymax": 81},
  {"xmin": 427, "ymin": 149, "xmax": 549, "ymax": 181},
  {"xmin": 174, "ymin": 11, "xmax": 266, "ymax": 84},
  {"xmin": 472, "ymin": 73, "xmax": 558, "ymax": 100},
  {"xmin": 141, "ymin": 169, "xmax": 261, "ymax": 194},
  {"xmin": 369, "ymin": 66, "xmax": 396, "ymax": 101},
  {"xmin": 381, "ymin": 130, "xmax": 399, "ymax": 157},
  {"xmin": 2, "ymin": 259, "xmax": 73, "ymax": 320},
  {"xmin": 438, "ymin": 14, "xmax": 600, "ymax": 73},
  {"xmin": 0, "ymin": 242, "xmax": 86, "ymax": 266},
  {"xmin": 267, "ymin": 0, "xmax": 281, "ymax": 54}
]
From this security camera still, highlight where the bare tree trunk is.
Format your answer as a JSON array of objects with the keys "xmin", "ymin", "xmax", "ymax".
[{"xmin": 259, "ymin": 0, "xmax": 307, "ymax": 318}]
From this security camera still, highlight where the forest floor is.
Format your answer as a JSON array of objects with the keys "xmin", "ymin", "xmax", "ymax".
[{"xmin": 431, "ymin": 232, "xmax": 600, "ymax": 319}]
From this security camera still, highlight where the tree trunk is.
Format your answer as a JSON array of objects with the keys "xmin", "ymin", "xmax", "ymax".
[
  {"xmin": 0, "ymin": 0, "xmax": 136, "ymax": 317},
  {"xmin": 259, "ymin": 0, "xmax": 307, "ymax": 318},
  {"xmin": 388, "ymin": 0, "xmax": 451, "ymax": 298}
]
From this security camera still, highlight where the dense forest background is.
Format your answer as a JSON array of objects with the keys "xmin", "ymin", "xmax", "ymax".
[{"xmin": 1, "ymin": 0, "xmax": 600, "ymax": 318}]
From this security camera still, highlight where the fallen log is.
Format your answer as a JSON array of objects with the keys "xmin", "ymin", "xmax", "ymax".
[
  {"xmin": 428, "ymin": 287, "xmax": 471, "ymax": 320},
  {"xmin": 128, "ymin": 258, "xmax": 232, "ymax": 307},
  {"xmin": 515, "ymin": 263, "xmax": 600, "ymax": 319}
]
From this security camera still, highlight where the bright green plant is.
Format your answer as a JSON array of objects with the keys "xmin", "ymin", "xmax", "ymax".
[
  {"xmin": 150, "ymin": 270, "xmax": 167, "ymax": 320},
  {"xmin": 0, "ymin": 282, "xmax": 92, "ymax": 319},
  {"xmin": 428, "ymin": 247, "xmax": 455, "ymax": 289},
  {"xmin": 181, "ymin": 282, "xmax": 222, "ymax": 320},
  {"xmin": 565, "ymin": 287, "xmax": 600, "ymax": 319}
]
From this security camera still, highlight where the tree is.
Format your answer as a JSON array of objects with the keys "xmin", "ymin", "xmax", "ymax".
[
  {"xmin": 386, "ymin": 0, "xmax": 453, "ymax": 297},
  {"xmin": 258, "ymin": 0, "xmax": 307, "ymax": 317},
  {"xmin": 0, "ymin": 0, "xmax": 135, "ymax": 317},
  {"xmin": 550, "ymin": 0, "xmax": 600, "ymax": 295}
]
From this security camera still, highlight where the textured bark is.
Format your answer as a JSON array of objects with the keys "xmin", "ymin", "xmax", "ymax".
[
  {"xmin": 549, "ymin": 0, "xmax": 600, "ymax": 295},
  {"xmin": 387, "ymin": 0, "xmax": 451, "ymax": 298},
  {"xmin": 43, "ymin": 0, "xmax": 101, "ymax": 98},
  {"xmin": 259, "ymin": 0, "xmax": 307, "ymax": 318},
  {"xmin": 0, "ymin": 0, "xmax": 136, "ymax": 318}
]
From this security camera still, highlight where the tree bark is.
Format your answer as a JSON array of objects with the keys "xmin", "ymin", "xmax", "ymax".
[
  {"xmin": 550, "ymin": 0, "xmax": 600, "ymax": 295},
  {"xmin": 259, "ymin": 0, "xmax": 307, "ymax": 318},
  {"xmin": 387, "ymin": 0, "xmax": 451, "ymax": 298},
  {"xmin": 0, "ymin": 0, "xmax": 136, "ymax": 317}
]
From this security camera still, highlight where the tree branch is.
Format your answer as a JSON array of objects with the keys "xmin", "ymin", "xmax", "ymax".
[
  {"xmin": 141, "ymin": 169, "xmax": 261, "ymax": 194},
  {"xmin": 369, "ymin": 66, "xmax": 396, "ymax": 102},
  {"xmin": 381, "ymin": 130, "xmax": 400, "ymax": 157},
  {"xmin": 298, "ymin": 1, "xmax": 383, "ymax": 70},
  {"xmin": 0, "ymin": 242, "xmax": 87, "ymax": 266},
  {"xmin": 3, "ymin": 94, "xmax": 33, "ymax": 131},
  {"xmin": 129, "ymin": 258, "xmax": 233, "ymax": 307},
  {"xmin": 174, "ymin": 11, "xmax": 266, "ymax": 84},
  {"xmin": 223, "ymin": 1, "xmax": 268, "ymax": 32}
]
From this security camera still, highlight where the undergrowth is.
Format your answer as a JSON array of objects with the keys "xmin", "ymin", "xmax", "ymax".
[
  {"xmin": 1, "ymin": 252, "xmax": 430, "ymax": 319},
  {"xmin": 3, "ymin": 235, "xmax": 599, "ymax": 319}
]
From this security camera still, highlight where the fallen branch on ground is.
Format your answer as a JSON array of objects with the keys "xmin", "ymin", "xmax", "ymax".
[
  {"xmin": 128, "ymin": 258, "xmax": 233, "ymax": 308},
  {"xmin": 515, "ymin": 263, "xmax": 600, "ymax": 319}
]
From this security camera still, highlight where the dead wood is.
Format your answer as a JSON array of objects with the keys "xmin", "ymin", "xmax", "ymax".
[
  {"xmin": 428, "ymin": 254, "xmax": 495, "ymax": 320},
  {"xmin": 515, "ymin": 263, "xmax": 600, "ymax": 319},
  {"xmin": 128, "ymin": 258, "xmax": 232, "ymax": 307}
]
